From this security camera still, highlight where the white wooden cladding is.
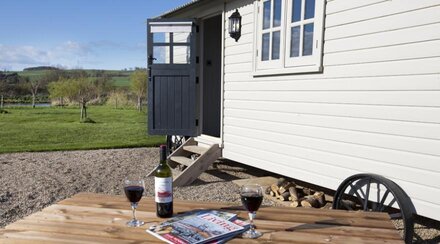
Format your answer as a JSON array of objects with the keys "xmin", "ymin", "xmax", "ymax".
[{"xmin": 222, "ymin": 0, "xmax": 440, "ymax": 220}]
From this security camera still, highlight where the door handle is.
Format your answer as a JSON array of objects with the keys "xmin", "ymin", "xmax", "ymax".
[{"xmin": 148, "ymin": 55, "xmax": 157, "ymax": 65}]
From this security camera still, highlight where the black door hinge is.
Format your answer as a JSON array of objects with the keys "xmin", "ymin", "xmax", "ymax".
[
  {"xmin": 196, "ymin": 77, "xmax": 199, "ymax": 84},
  {"xmin": 196, "ymin": 56, "xmax": 199, "ymax": 63},
  {"xmin": 195, "ymin": 119, "xmax": 199, "ymax": 126},
  {"xmin": 196, "ymin": 25, "xmax": 199, "ymax": 33}
]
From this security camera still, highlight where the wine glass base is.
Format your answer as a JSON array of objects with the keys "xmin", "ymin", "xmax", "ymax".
[
  {"xmin": 126, "ymin": 219, "xmax": 145, "ymax": 227},
  {"xmin": 242, "ymin": 229, "xmax": 263, "ymax": 239}
]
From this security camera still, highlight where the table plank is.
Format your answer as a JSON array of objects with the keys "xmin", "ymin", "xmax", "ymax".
[
  {"xmin": 24, "ymin": 209, "xmax": 402, "ymax": 241},
  {"xmin": 59, "ymin": 196, "xmax": 397, "ymax": 230},
  {"xmin": 0, "ymin": 193, "xmax": 403, "ymax": 243},
  {"xmin": 66, "ymin": 193, "xmax": 392, "ymax": 220}
]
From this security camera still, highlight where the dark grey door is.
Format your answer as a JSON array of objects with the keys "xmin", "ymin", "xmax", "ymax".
[{"xmin": 147, "ymin": 20, "xmax": 197, "ymax": 136}]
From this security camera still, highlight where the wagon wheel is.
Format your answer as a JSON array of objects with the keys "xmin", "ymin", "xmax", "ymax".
[
  {"xmin": 332, "ymin": 174, "xmax": 415, "ymax": 243},
  {"xmin": 166, "ymin": 135, "xmax": 188, "ymax": 154}
]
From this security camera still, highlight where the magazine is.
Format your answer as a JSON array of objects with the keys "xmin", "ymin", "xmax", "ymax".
[
  {"xmin": 159, "ymin": 210, "xmax": 237, "ymax": 226},
  {"xmin": 147, "ymin": 211, "xmax": 246, "ymax": 244},
  {"xmin": 208, "ymin": 218, "xmax": 250, "ymax": 244}
]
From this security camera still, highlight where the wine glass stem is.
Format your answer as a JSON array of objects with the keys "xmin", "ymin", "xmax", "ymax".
[
  {"xmin": 248, "ymin": 212, "xmax": 256, "ymax": 232},
  {"xmin": 131, "ymin": 203, "xmax": 137, "ymax": 221}
]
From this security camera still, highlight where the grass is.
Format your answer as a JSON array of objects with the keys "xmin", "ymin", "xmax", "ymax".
[
  {"xmin": 111, "ymin": 76, "xmax": 131, "ymax": 87},
  {"xmin": 0, "ymin": 106, "xmax": 165, "ymax": 153}
]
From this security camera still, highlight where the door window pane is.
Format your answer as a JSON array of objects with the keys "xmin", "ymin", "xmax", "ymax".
[
  {"xmin": 303, "ymin": 23, "xmax": 314, "ymax": 56},
  {"xmin": 271, "ymin": 31, "xmax": 280, "ymax": 60},
  {"xmin": 262, "ymin": 33, "xmax": 270, "ymax": 61},
  {"xmin": 273, "ymin": 0, "xmax": 282, "ymax": 27},
  {"xmin": 263, "ymin": 0, "xmax": 271, "ymax": 29},
  {"xmin": 292, "ymin": 0, "xmax": 302, "ymax": 23},
  {"xmin": 290, "ymin": 26, "xmax": 300, "ymax": 57},
  {"xmin": 173, "ymin": 46, "xmax": 190, "ymax": 64},
  {"xmin": 173, "ymin": 32, "xmax": 191, "ymax": 43},
  {"xmin": 153, "ymin": 32, "xmax": 170, "ymax": 43},
  {"xmin": 305, "ymin": 0, "xmax": 315, "ymax": 19},
  {"xmin": 153, "ymin": 46, "xmax": 170, "ymax": 64}
]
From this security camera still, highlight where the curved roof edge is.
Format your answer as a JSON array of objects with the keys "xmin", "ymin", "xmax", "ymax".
[{"xmin": 155, "ymin": 0, "xmax": 204, "ymax": 19}]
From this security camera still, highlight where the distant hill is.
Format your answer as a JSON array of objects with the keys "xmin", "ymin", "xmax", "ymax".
[{"xmin": 23, "ymin": 66, "xmax": 61, "ymax": 71}]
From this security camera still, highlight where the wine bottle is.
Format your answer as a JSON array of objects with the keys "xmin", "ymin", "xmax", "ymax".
[{"xmin": 154, "ymin": 145, "xmax": 173, "ymax": 218}]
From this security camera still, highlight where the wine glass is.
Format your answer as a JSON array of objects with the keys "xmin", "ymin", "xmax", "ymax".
[
  {"xmin": 240, "ymin": 184, "xmax": 263, "ymax": 238},
  {"xmin": 124, "ymin": 179, "xmax": 145, "ymax": 227}
]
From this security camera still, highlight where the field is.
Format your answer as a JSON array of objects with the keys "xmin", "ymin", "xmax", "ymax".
[
  {"xmin": 8, "ymin": 69, "xmax": 132, "ymax": 87},
  {"xmin": 0, "ymin": 106, "xmax": 164, "ymax": 153}
]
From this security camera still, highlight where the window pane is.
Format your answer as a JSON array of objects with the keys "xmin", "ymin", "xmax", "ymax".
[
  {"xmin": 290, "ymin": 26, "xmax": 300, "ymax": 57},
  {"xmin": 292, "ymin": 0, "xmax": 302, "ymax": 22},
  {"xmin": 262, "ymin": 33, "xmax": 270, "ymax": 61},
  {"xmin": 153, "ymin": 32, "xmax": 170, "ymax": 43},
  {"xmin": 173, "ymin": 32, "xmax": 191, "ymax": 43},
  {"xmin": 173, "ymin": 46, "xmax": 190, "ymax": 64},
  {"xmin": 273, "ymin": 0, "xmax": 282, "ymax": 27},
  {"xmin": 303, "ymin": 23, "xmax": 314, "ymax": 56},
  {"xmin": 153, "ymin": 46, "xmax": 170, "ymax": 64},
  {"xmin": 305, "ymin": 0, "xmax": 315, "ymax": 19},
  {"xmin": 271, "ymin": 31, "xmax": 280, "ymax": 60},
  {"xmin": 263, "ymin": 1, "xmax": 271, "ymax": 29}
]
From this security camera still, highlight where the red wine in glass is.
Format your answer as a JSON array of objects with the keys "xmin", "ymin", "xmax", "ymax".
[
  {"xmin": 124, "ymin": 179, "xmax": 145, "ymax": 227},
  {"xmin": 124, "ymin": 186, "xmax": 144, "ymax": 203},
  {"xmin": 241, "ymin": 192, "xmax": 263, "ymax": 212},
  {"xmin": 240, "ymin": 184, "xmax": 263, "ymax": 239}
]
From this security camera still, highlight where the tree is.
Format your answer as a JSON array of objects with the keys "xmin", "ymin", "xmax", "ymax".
[
  {"xmin": 0, "ymin": 72, "xmax": 5, "ymax": 109},
  {"xmin": 69, "ymin": 77, "xmax": 96, "ymax": 121},
  {"xmin": 93, "ymin": 75, "xmax": 111, "ymax": 103},
  {"xmin": 24, "ymin": 77, "xmax": 46, "ymax": 108},
  {"xmin": 48, "ymin": 79, "xmax": 69, "ymax": 107},
  {"xmin": 48, "ymin": 77, "xmax": 97, "ymax": 121},
  {"xmin": 130, "ymin": 69, "xmax": 147, "ymax": 112}
]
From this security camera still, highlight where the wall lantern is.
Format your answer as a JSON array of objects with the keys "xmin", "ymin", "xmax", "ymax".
[{"xmin": 228, "ymin": 9, "xmax": 242, "ymax": 42}]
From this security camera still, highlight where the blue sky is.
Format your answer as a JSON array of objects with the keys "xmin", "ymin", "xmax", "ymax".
[{"xmin": 0, "ymin": 0, "xmax": 189, "ymax": 71}]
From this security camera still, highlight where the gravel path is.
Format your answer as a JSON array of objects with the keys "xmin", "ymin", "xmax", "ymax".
[
  {"xmin": 0, "ymin": 148, "xmax": 272, "ymax": 228},
  {"xmin": 0, "ymin": 148, "xmax": 438, "ymax": 243}
]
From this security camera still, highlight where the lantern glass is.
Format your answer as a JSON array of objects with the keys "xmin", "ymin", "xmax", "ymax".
[{"xmin": 229, "ymin": 10, "xmax": 242, "ymax": 41}]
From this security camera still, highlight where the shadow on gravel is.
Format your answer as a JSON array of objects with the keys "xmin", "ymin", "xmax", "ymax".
[{"xmin": 412, "ymin": 215, "xmax": 440, "ymax": 244}]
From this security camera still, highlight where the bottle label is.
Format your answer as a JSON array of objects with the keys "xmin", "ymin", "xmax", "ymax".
[{"xmin": 155, "ymin": 177, "xmax": 172, "ymax": 203}]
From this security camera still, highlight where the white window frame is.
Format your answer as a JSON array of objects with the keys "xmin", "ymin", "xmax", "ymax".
[
  {"xmin": 255, "ymin": 0, "xmax": 285, "ymax": 70},
  {"xmin": 254, "ymin": 0, "xmax": 325, "ymax": 76}
]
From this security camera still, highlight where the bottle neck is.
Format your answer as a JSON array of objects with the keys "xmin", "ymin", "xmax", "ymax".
[{"xmin": 159, "ymin": 146, "xmax": 167, "ymax": 164}]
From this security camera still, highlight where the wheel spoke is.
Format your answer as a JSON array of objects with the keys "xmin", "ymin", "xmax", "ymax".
[
  {"xmin": 363, "ymin": 177, "xmax": 371, "ymax": 211},
  {"xmin": 349, "ymin": 183, "xmax": 365, "ymax": 208},
  {"xmin": 377, "ymin": 189, "xmax": 391, "ymax": 211}
]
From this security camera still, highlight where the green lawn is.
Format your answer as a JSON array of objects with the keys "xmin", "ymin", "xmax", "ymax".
[
  {"xmin": 0, "ymin": 106, "xmax": 164, "ymax": 153},
  {"xmin": 111, "ymin": 76, "xmax": 131, "ymax": 87}
]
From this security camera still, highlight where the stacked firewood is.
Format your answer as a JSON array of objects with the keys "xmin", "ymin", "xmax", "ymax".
[{"xmin": 266, "ymin": 178, "xmax": 328, "ymax": 208}]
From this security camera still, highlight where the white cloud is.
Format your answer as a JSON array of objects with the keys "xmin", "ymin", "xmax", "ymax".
[
  {"xmin": 0, "ymin": 40, "xmax": 146, "ymax": 71},
  {"xmin": 0, "ymin": 41, "xmax": 94, "ymax": 71}
]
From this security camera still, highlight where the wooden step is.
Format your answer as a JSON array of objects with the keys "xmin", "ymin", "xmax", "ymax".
[
  {"xmin": 174, "ymin": 144, "xmax": 222, "ymax": 186},
  {"xmin": 183, "ymin": 145, "xmax": 208, "ymax": 155},
  {"xmin": 170, "ymin": 156, "xmax": 193, "ymax": 167}
]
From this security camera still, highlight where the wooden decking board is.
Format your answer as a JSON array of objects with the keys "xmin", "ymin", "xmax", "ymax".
[{"xmin": 0, "ymin": 193, "xmax": 403, "ymax": 243}]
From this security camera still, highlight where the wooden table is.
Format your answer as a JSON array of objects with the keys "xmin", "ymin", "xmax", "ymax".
[{"xmin": 0, "ymin": 192, "xmax": 403, "ymax": 243}]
